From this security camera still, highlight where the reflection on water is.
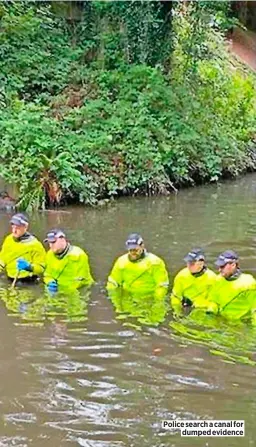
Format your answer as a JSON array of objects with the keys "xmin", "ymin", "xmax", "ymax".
[
  {"xmin": 108, "ymin": 289, "xmax": 169, "ymax": 329},
  {"xmin": 0, "ymin": 285, "xmax": 91, "ymax": 324},
  {"xmin": 1, "ymin": 175, "xmax": 256, "ymax": 445},
  {"xmin": 170, "ymin": 309, "xmax": 256, "ymax": 366}
]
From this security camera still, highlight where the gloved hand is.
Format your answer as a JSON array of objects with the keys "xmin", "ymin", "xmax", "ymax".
[
  {"xmin": 47, "ymin": 280, "xmax": 58, "ymax": 293},
  {"xmin": 19, "ymin": 303, "xmax": 28, "ymax": 314},
  {"xmin": 17, "ymin": 258, "xmax": 32, "ymax": 272},
  {"xmin": 205, "ymin": 301, "xmax": 219, "ymax": 314}
]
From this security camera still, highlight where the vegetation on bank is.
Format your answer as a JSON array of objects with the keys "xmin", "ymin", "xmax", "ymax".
[{"xmin": 0, "ymin": 1, "xmax": 255, "ymax": 210}]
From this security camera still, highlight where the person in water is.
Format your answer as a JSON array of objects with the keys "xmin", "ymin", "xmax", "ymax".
[
  {"xmin": 0, "ymin": 213, "xmax": 46, "ymax": 283},
  {"xmin": 206, "ymin": 250, "xmax": 256, "ymax": 321},
  {"xmin": 43, "ymin": 229, "xmax": 94, "ymax": 293},
  {"xmin": 107, "ymin": 233, "xmax": 169, "ymax": 300},
  {"xmin": 171, "ymin": 248, "xmax": 216, "ymax": 316}
]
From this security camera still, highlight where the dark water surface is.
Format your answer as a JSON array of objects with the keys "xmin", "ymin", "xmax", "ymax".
[{"xmin": 0, "ymin": 175, "xmax": 256, "ymax": 446}]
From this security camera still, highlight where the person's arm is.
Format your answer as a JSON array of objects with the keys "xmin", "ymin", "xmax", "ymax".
[
  {"xmin": 30, "ymin": 242, "xmax": 46, "ymax": 276},
  {"xmin": 75, "ymin": 251, "xmax": 94, "ymax": 287},
  {"xmin": 44, "ymin": 273, "xmax": 56, "ymax": 285},
  {"xmin": 246, "ymin": 285, "xmax": 256, "ymax": 322},
  {"xmin": 0, "ymin": 237, "xmax": 8, "ymax": 273},
  {"xmin": 192, "ymin": 273, "xmax": 218, "ymax": 310},
  {"xmin": 170, "ymin": 273, "xmax": 184, "ymax": 316},
  {"xmin": 203, "ymin": 281, "xmax": 221, "ymax": 315},
  {"xmin": 107, "ymin": 259, "xmax": 123, "ymax": 290},
  {"xmin": 152, "ymin": 259, "xmax": 169, "ymax": 300},
  {"xmin": 107, "ymin": 286, "xmax": 126, "ymax": 310},
  {"xmin": 43, "ymin": 251, "xmax": 56, "ymax": 285},
  {"xmin": 251, "ymin": 286, "xmax": 256, "ymax": 325}
]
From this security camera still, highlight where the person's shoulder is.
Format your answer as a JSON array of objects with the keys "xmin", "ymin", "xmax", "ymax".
[
  {"xmin": 46, "ymin": 249, "xmax": 54, "ymax": 259},
  {"xmin": 115, "ymin": 253, "xmax": 129, "ymax": 266},
  {"xmin": 240, "ymin": 273, "xmax": 256, "ymax": 284},
  {"xmin": 214, "ymin": 274, "xmax": 224, "ymax": 283},
  {"xmin": 32, "ymin": 234, "xmax": 45, "ymax": 249},
  {"xmin": 70, "ymin": 245, "xmax": 87, "ymax": 257},
  {"xmin": 174, "ymin": 267, "xmax": 189, "ymax": 279},
  {"xmin": 30, "ymin": 234, "xmax": 44, "ymax": 246},
  {"xmin": 3, "ymin": 234, "xmax": 13, "ymax": 243},
  {"xmin": 147, "ymin": 252, "xmax": 165, "ymax": 265},
  {"xmin": 205, "ymin": 268, "xmax": 217, "ymax": 278}
]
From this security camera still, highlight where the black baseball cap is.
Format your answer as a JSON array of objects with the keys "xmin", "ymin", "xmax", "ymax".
[
  {"xmin": 44, "ymin": 229, "xmax": 66, "ymax": 243},
  {"xmin": 10, "ymin": 213, "xmax": 29, "ymax": 226},
  {"xmin": 125, "ymin": 233, "xmax": 144, "ymax": 249},
  {"xmin": 184, "ymin": 248, "xmax": 205, "ymax": 263},
  {"xmin": 215, "ymin": 250, "xmax": 238, "ymax": 267}
]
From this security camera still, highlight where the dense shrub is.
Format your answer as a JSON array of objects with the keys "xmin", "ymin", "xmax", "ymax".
[{"xmin": 0, "ymin": 1, "xmax": 255, "ymax": 209}]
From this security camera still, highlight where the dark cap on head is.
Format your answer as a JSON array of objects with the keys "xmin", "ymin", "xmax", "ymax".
[
  {"xmin": 10, "ymin": 213, "xmax": 29, "ymax": 226},
  {"xmin": 215, "ymin": 250, "xmax": 239, "ymax": 267},
  {"xmin": 125, "ymin": 233, "xmax": 144, "ymax": 249},
  {"xmin": 44, "ymin": 229, "xmax": 66, "ymax": 243},
  {"xmin": 184, "ymin": 248, "xmax": 205, "ymax": 263}
]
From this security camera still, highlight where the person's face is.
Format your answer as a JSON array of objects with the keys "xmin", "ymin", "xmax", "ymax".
[
  {"xmin": 49, "ymin": 237, "xmax": 67, "ymax": 254},
  {"xmin": 11, "ymin": 223, "xmax": 27, "ymax": 238},
  {"xmin": 128, "ymin": 245, "xmax": 144, "ymax": 261},
  {"xmin": 219, "ymin": 261, "xmax": 237, "ymax": 278},
  {"xmin": 187, "ymin": 260, "xmax": 204, "ymax": 274}
]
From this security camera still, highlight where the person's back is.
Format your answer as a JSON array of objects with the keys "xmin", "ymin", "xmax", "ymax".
[
  {"xmin": 207, "ymin": 250, "xmax": 256, "ymax": 321},
  {"xmin": 0, "ymin": 213, "xmax": 45, "ymax": 282},
  {"xmin": 107, "ymin": 233, "xmax": 169, "ymax": 299},
  {"xmin": 43, "ymin": 229, "xmax": 94, "ymax": 292}
]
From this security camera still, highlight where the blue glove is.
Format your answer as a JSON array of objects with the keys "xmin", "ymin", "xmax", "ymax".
[
  {"xmin": 47, "ymin": 280, "xmax": 58, "ymax": 293},
  {"xmin": 17, "ymin": 258, "xmax": 32, "ymax": 272},
  {"xmin": 19, "ymin": 303, "xmax": 28, "ymax": 314}
]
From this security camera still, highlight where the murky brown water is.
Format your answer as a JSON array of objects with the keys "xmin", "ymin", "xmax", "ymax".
[{"xmin": 0, "ymin": 174, "xmax": 256, "ymax": 446}]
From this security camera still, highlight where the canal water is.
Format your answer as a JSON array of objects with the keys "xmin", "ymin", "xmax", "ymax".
[{"xmin": 0, "ymin": 174, "xmax": 256, "ymax": 446}]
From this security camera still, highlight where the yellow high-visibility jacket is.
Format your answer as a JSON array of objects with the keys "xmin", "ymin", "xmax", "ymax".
[
  {"xmin": 107, "ymin": 252, "xmax": 169, "ymax": 299},
  {"xmin": 0, "ymin": 233, "xmax": 46, "ymax": 279},
  {"xmin": 44, "ymin": 245, "xmax": 94, "ymax": 290},
  {"xmin": 206, "ymin": 273, "xmax": 256, "ymax": 321},
  {"xmin": 171, "ymin": 267, "xmax": 217, "ymax": 314}
]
